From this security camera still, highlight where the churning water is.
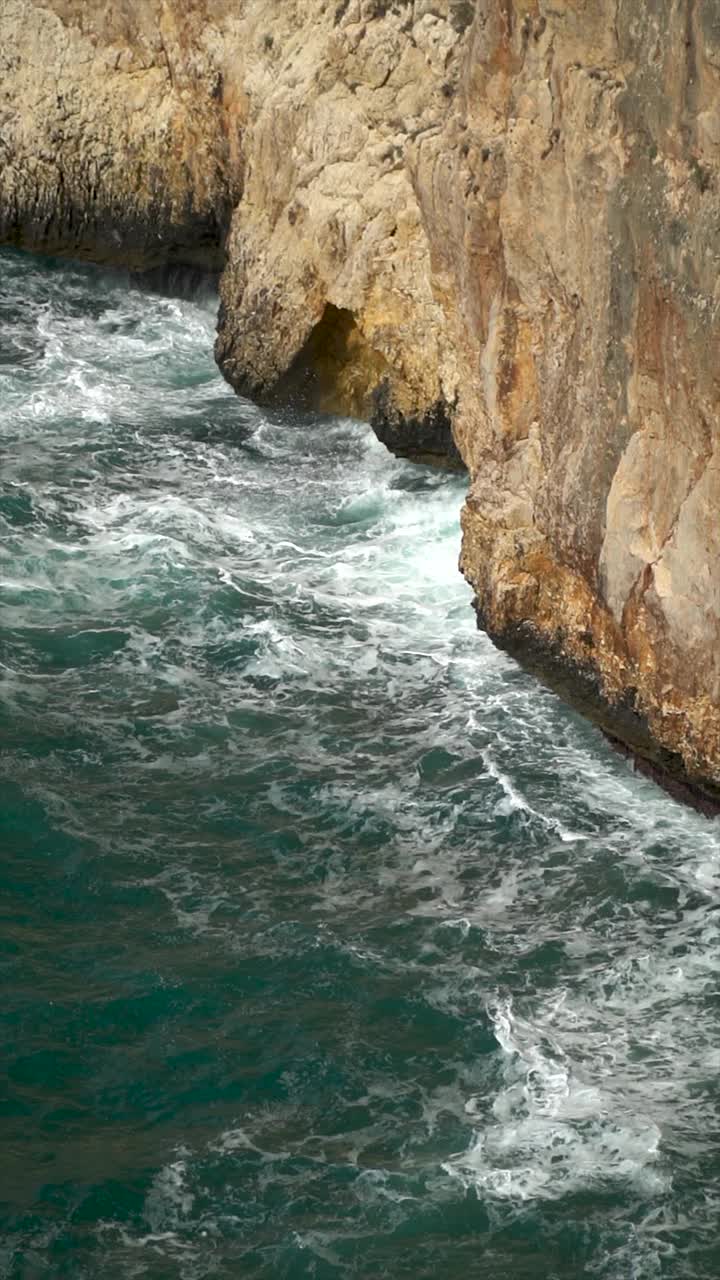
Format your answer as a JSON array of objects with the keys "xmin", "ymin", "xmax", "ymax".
[{"xmin": 2, "ymin": 248, "xmax": 720, "ymax": 1279}]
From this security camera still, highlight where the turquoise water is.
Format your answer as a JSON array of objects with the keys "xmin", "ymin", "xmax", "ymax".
[{"xmin": 2, "ymin": 249, "xmax": 720, "ymax": 1280}]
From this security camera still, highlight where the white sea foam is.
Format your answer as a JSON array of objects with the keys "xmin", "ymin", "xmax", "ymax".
[{"xmin": 444, "ymin": 995, "xmax": 669, "ymax": 1203}]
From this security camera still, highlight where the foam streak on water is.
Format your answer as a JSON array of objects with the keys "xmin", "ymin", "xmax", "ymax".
[{"xmin": 1, "ymin": 249, "xmax": 720, "ymax": 1279}]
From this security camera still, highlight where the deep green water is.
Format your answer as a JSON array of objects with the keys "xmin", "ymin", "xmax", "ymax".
[{"xmin": 2, "ymin": 249, "xmax": 720, "ymax": 1279}]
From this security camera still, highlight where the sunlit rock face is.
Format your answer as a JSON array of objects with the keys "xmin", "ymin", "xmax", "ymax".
[
  {"xmin": 449, "ymin": 0, "xmax": 720, "ymax": 809},
  {"xmin": 5, "ymin": 0, "xmax": 720, "ymax": 804}
]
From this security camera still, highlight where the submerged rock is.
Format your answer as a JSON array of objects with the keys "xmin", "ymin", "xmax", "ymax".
[{"xmin": 5, "ymin": 0, "xmax": 720, "ymax": 802}]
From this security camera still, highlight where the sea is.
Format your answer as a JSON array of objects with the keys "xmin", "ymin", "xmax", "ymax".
[{"xmin": 2, "ymin": 247, "xmax": 720, "ymax": 1278}]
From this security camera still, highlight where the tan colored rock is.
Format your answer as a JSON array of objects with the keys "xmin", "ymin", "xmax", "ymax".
[
  {"xmin": 213, "ymin": 0, "xmax": 461, "ymax": 462},
  {"xmin": 5, "ymin": 0, "xmax": 720, "ymax": 805},
  {"xmin": 0, "ymin": 0, "xmax": 235, "ymax": 268}
]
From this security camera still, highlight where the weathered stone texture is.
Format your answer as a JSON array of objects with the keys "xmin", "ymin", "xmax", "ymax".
[
  {"xmin": 0, "ymin": 0, "xmax": 236, "ymax": 268},
  {"xmin": 5, "ymin": 0, "xmax": 720, "ymax": 802},
  {"xmin": 450, "ymin": 0, "xmax": 720, "ymax": 805},
  {"xmin": 213, "ymin": 0, "xmax": 460, "ymax": 446}
]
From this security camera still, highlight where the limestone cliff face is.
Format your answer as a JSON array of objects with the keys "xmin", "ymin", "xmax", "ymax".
[
  {"xmin": 5, "ymin": 0, "xmax": 720, "ymax": 804},
  {"xmin": 213, "ymin": 0, "xmax": 467, "ymax": 466},
  {"xmin": 447, "ymin": 0, "xmax": 720, "ymax": 808},
  {"xmin": 0, "ymin": 0, "xmax": 236, "ymax": 269}
]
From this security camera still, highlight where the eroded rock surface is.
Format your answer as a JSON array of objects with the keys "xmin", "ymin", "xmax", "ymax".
[
  {"xmin": 5, "ymin": 0, "xmax": 720, "ymax": 803},
  {"xmin": 0, "ymin": 0, "xmax": 236, "ymax": 269}
]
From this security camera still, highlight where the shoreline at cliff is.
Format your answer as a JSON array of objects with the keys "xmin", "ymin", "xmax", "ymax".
[
  {"xmin": 6, "ymin": 0, "xmax": 720, "ymax": 808},
  {"xmin": 473, "ymin": 603, "xmax": 720, "ymax": 819}
]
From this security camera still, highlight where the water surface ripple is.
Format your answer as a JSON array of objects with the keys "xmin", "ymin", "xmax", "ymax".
[{"xmin": 1, "ymin": 250, "xmax": 719, "ymax": 1279}]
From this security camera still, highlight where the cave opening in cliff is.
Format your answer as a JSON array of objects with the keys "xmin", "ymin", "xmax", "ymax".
[{"xmin": 275, "ymin": 303, "xmax": 391, "ymax": 420}]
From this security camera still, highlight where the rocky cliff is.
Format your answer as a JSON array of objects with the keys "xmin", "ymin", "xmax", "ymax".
[{"xmin": 4, "ymin": 0, "xmax": 720, "ymax": 807}]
